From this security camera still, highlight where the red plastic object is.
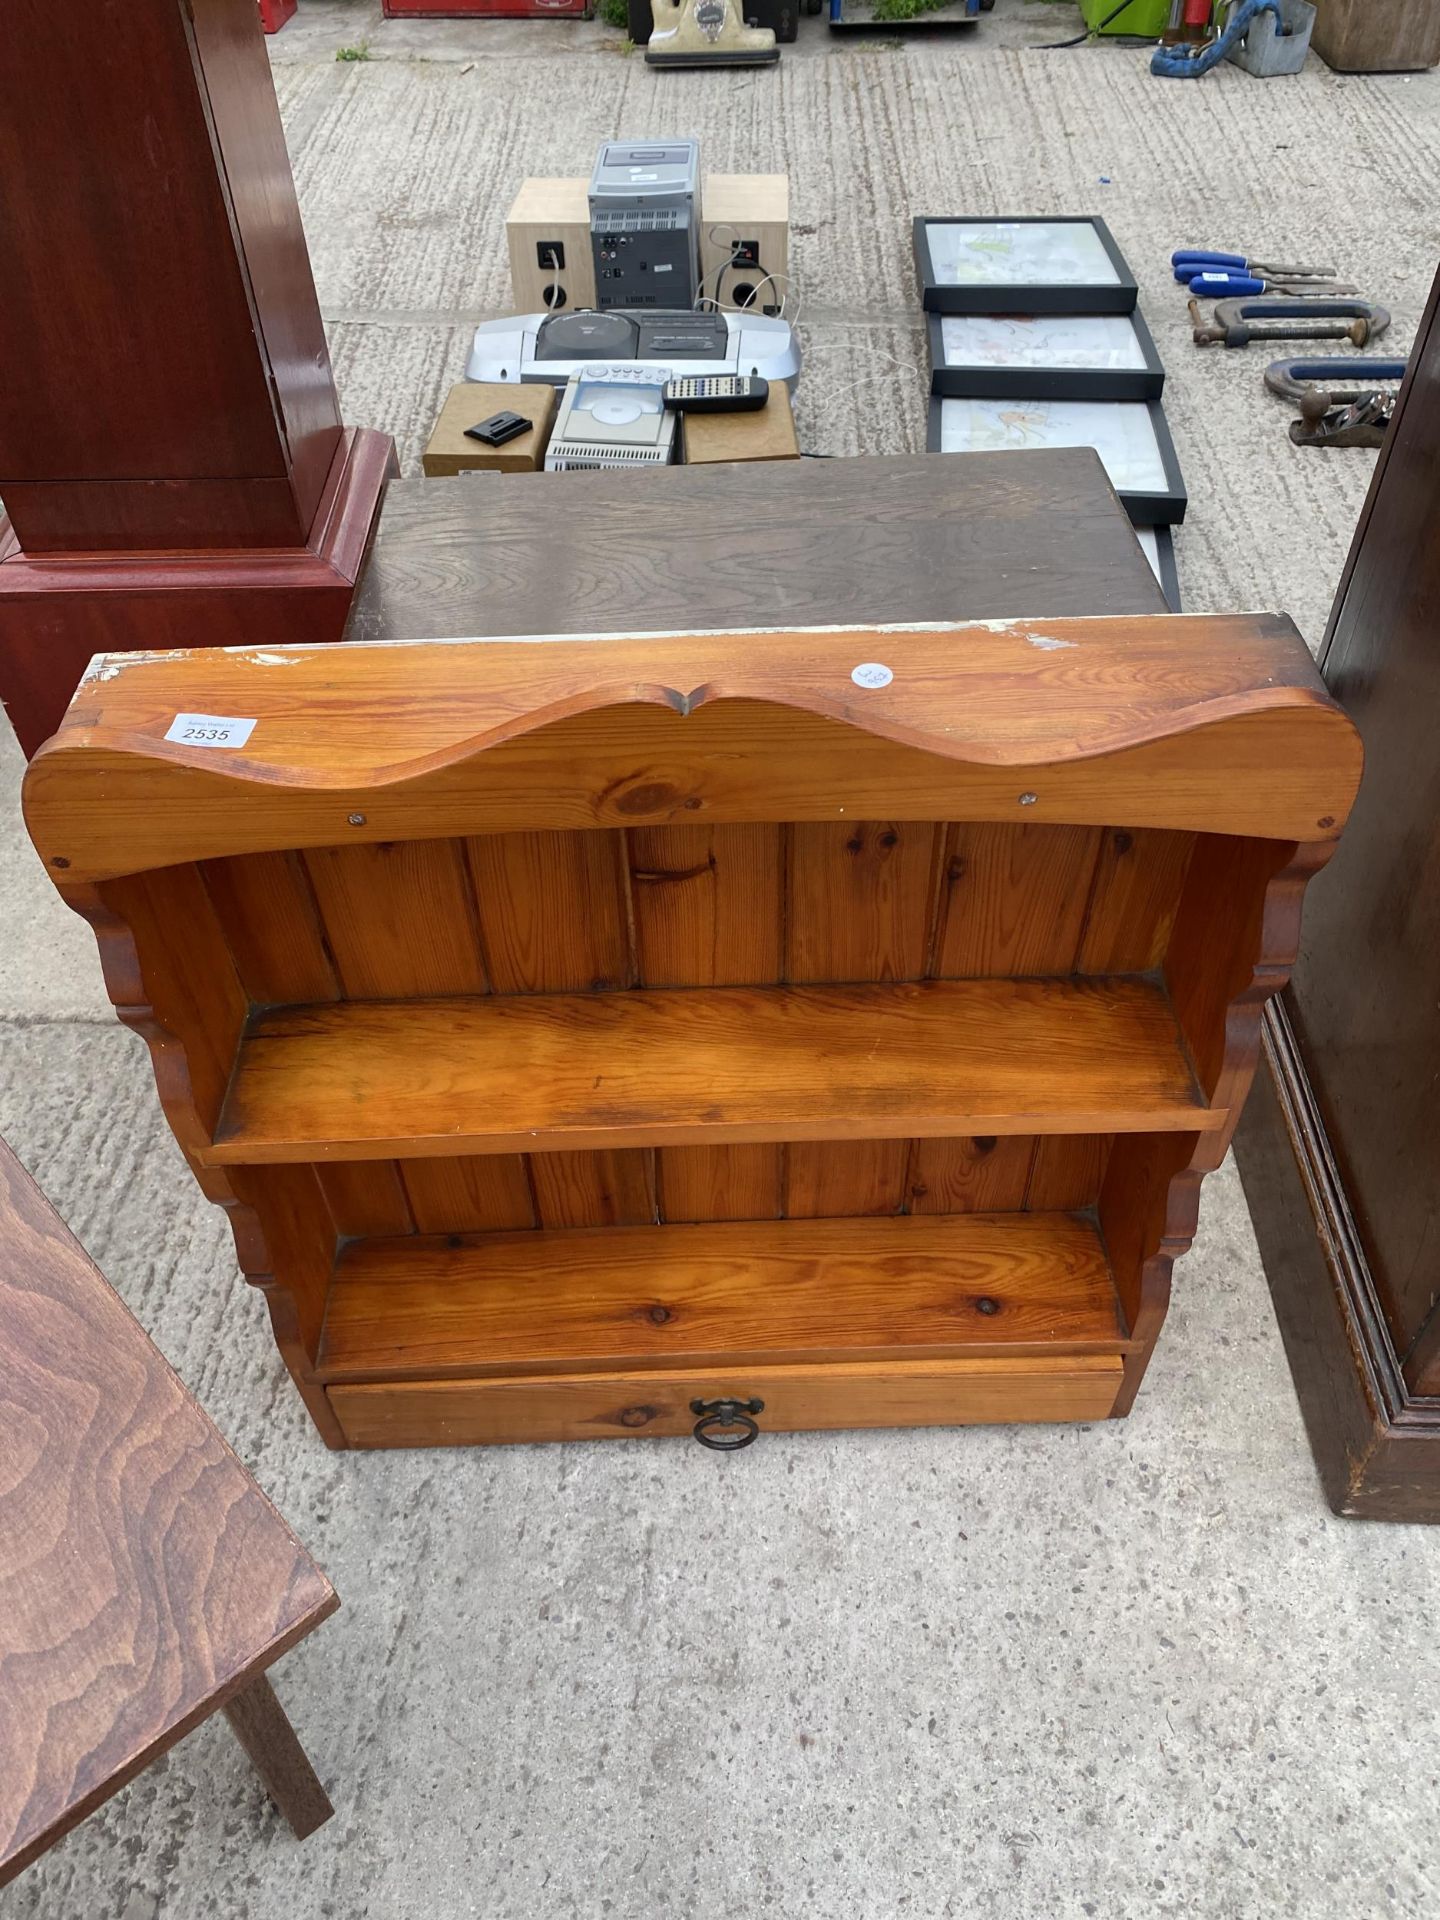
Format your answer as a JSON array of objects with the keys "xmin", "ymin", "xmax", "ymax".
[
  {"xmin": 257, "ymin": 0, "xmax": 296, "ymax": 29},
  {"xmin": 382, "ymin": 0, "xmax": 588, "ymax": 15}
]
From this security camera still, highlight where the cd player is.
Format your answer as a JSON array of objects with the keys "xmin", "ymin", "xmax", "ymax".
[{"xmin": 465, "ymin": 306, "xmax": 801, "ymax": 391}]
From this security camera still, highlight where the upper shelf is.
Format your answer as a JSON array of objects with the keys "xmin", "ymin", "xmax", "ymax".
[
  {"xmin": 25, "ymin": 614, "xmax": 1362, "ymax": 883},
  {"xmin": 206, "ymin": 975, "xmax": 1220, "ymax": 1166}
]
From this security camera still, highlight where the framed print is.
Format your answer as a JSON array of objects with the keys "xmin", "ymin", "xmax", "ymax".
[
  {"xmin": 914, "ymin": 216, "xmax": 1138, "ymax": 315},
  {"xmin": 1135, "ymin": 525, "xmax": 1180, "ymax": 609},
  {"xmin": 926, "ymin": 309, "xmax": 1164, "ymax": 401},
  {"xmin": 925, "ymin": 394, "xmax": 1186, "ymax": 526}
]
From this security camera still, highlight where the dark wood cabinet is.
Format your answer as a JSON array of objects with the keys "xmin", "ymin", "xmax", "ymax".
[
  {"xmin": 1235, "ymin": 262, "xmax": 1440, "ymax": 1520},
  {"xmin": 0, "ymin": 0, "xmax": 393, "ymax": 756}
]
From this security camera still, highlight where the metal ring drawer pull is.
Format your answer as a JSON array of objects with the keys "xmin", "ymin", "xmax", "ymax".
[{"xmin": 689, "ymin": 1397, "xmax": 764, "ymax": 1450}]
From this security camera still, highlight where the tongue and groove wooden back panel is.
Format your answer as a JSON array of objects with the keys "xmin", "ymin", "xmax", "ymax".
[
  {"xmin": 24, "ymin": 616, "xmax": 1363, "ymax": 1449},
  {"xmin": 190, "ymin": 819, "xmax": 1191, "ymax": 1235}
]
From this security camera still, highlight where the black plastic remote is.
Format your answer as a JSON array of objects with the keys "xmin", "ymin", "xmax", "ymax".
[{"xmin": 662, "ymin": 376, "xmax": 770, "ymax": 413}]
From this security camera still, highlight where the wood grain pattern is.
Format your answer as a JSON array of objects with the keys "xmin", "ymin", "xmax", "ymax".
[
  {"xmin": 933, "ymin": 824, "xmax": 1101, "ymax": 976},
  {"xmin": 467, "ymin": 829, "xmax": 632, "ymax": 993},
  {"xmin": 222, "ymin": 1164, "xmax": 345, "ymax": 1447},
  {"xmin": 316, "ymin": 1212, "xmax": 1128, "ymax": 1382},
  {"xmin": 1077, "ymin": 829, "xmax": 1194, "ymax": 973},
  {"xmin": 303, "ymin": 840, "xmax": 488, "ymax": 999},
  {"xmin": 908, "ymin": 1136, "xmax": 1036, "ymax": 1213},
  {"xmin": 97, "ymin": 867, "xmax": 248, "ymax": 1150},
  {"xmin": 784, "ymin": 821, "xmax": 939, "ymax": 1208},
  {"xmin": 786, "ymin": 1140, "xmax": 910, "ymax": 1218},
  {"xmin": 342, "ymin": 452, "xmax": 1164, "ymax": 649},
  {"xmin": 210, "ymin": 977, "xmax": 1217, "ymax": 1165},
  {"xmin": 1163, "ymin": 834, "xmax": 1315, "ymax": 1136},
  {"xmin": 629, "ymin": 823, "xmax": 782, "ymax": 986},
  {"xmin": 0, "ymin": 1139, "xmax": 336, "ymax": 1885},
  {"xmin": 630, "ymin": 822, "xmax": 783, "ymax": 1222},
  {"xmin": 1027, "ymin": 1135, "xmax": 1114, "ymax": 1212},
  {"xmin": 529, "ymin": 1150, "xmax": 657, "ymax": 1229},
  {"xmin": 202, "ymin": 852, "xmax": 339, "ymax": 1006},
  {"xmin": 786, "ymin": 822, "xmax": 938, "ymax": 983},
  {"xmin": 400, "ymin": 1157, "xmax": 536, "ymax": 1235},
  {"xmin": 329, "ymin": 1356, "xmax": 1124, "ymax": 1449},
  {"xmin": 25, "ymin": 616, "xmax": 1362, "ymax": 886},
  {"xmin": 1099, "ymin": 1130, "xmax": 1204, "ymax": 1414},
  {"xmin": 316, "ymin": 1163, "xmax": 414, "ymax": 1238},
  {"xmin": 658, "ymin": 1145, "xmax": 784, "ymax": 1222}
]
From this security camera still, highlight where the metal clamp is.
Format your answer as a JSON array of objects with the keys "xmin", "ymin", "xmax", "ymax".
[
  {"xmin": 1190, "ymin": 295, "xmax": 1391, "ymax": 350},
  {"xmin": 1264, "ymin": 355, "xmax": 1407, "ymax": 409},
  {"xmin": 690, "ymin": 1397, "xmax": 764, "ymax": 1450}
]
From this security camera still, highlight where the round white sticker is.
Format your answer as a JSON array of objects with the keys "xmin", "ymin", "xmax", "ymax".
[{"xmin": 851, "ymin": 662, "xmax": 894, "ymax": 689}]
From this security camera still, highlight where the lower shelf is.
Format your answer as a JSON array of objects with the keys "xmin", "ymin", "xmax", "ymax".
[
  {"xmin": 328, "ymin": 1356, "xmax": 1124, "ymax": 1449},
  {"xmin": 315, "ymin": 1210, "xmax": 1130, "ymax": 1445}
]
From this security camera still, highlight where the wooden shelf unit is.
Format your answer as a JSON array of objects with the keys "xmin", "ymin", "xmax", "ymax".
[{"xmin": 24, "ymin": 614, "xmax": 1361, "ymax": 1451}]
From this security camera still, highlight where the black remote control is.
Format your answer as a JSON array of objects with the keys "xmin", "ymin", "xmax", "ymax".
[
  {"xmin": 662, "ymin": 376, "xmax": 769, "ymax": 413},
  {"xmin": 464, "ymin": 410, "xmax": 530, "ymax": 447}
]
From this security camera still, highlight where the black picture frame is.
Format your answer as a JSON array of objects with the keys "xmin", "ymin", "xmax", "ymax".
[
  {"xmin": 1137, "ymin": 525, "xmax": 1181, "ymax": 609},
  {"xmin": 913, "ymin": 216, "xmax": 1138, "ymax": 316},
  {"xmin": 925, "ymin": 307, "xmax": 1164, "ymax": 402},
  {"xmin": 925, "ymin": 394, "xmax": 1186, "ymax": 527}
]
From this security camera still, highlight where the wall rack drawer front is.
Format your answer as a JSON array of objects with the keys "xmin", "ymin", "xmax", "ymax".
[{"xmin": 328, "ymin": 1356, "xmax": 1124, "ymax": 1448}]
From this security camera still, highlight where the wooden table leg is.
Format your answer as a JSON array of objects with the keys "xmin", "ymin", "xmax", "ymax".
[{"xmin": 222, "ymin": 1672, "xmax": 334, "ymax": 1840}]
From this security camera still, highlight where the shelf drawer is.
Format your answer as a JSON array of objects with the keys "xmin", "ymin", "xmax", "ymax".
[{"xmin": 327, "ymin": 1356, "xmax": 1123, "ymax": 1449}]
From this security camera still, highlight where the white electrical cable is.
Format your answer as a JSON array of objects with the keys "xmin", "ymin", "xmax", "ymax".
[{"xmin": 693, "ymin": 222, "xmax": 800, "ymax": 324}]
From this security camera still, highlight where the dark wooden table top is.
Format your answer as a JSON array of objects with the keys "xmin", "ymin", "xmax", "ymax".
[
  {"xmin": 0, "ymin": 1139, "xmax": 337, "ymax": 1886},
  {"xmin": 345, "ymin": 448, "xmax": 1165, "ymax": 644}
]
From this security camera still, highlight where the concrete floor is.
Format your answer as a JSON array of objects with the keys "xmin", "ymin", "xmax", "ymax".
[{"xmin": 4, "ymin": 6, "xmax": 1440, "ymax": 1915}]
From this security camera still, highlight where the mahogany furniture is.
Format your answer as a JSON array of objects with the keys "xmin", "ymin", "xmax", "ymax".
[
  {"xmin": 0, "ymin": 0, "xmax": 394, "ymax": 757},
  {"xmin": 1234, "ymin": 263, "xmax": 1440, "ymax": 1520},
  {"xmin": 24, "ymin": 601, "xmax": 1360, "ymax": 1451},
  {"xmin": 0, "ymin": 1137, "xmax": 337, "ymax": 1887}
]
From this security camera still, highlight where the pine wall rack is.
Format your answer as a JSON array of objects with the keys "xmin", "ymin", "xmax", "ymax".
[{"xmin": 24, "ymin": 615, "xmax": 1361, "ymax": 1451}]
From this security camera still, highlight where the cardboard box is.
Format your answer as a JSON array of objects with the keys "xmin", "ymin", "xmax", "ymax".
[
  {"xmin": 682, "ymin": 386, "xmax": 799, "ymax": 465},
  {"xmin": 422, "ymin": 383, "xmax": 556, "ymax": 476}
]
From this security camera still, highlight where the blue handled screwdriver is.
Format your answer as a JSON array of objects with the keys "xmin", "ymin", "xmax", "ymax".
[
  {"xmin": 1183, "ymin": 269, "xmax": 1356, "ymax": 297},
  {"xmin": 1172, "ymin": 248, "xmax": 1337, "ymax": 280}
]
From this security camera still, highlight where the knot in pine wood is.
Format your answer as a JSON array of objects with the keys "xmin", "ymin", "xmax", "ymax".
[{"xmin": 600, "ymin": 775, "xmax": 700, "ymax": 818}]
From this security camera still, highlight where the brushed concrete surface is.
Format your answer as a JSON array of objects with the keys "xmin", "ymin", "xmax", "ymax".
[{"xmin": 3, "ymin": 6, "xmax": 1440, "ymax": 1914}]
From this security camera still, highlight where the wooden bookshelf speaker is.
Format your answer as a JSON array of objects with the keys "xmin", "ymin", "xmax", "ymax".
[{"xmin": 24, "ymin": 613, "xmax": 1361, "ymax": 1451}]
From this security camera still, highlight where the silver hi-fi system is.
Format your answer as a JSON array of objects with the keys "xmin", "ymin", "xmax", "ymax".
[{"xmin": 588, "ymin": 138, "xmax": 702, "ymax": 311}]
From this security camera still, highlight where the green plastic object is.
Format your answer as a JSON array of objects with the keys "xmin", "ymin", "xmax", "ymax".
[{"xmin": 1080, "ymin": 0, "xmax": 1170, "ymax": 34}]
